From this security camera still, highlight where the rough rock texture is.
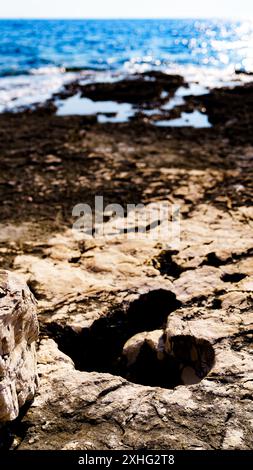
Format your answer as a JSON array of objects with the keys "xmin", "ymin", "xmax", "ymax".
[
  {"xmin": 0, "ymin": 78, "xmax": 253, "ymax": 449},
  {"xmin": 2, "ymin": 202, "xmax": 252, "ymax": 450},
  {"xmin": 11, "ymin": 337, "xmax": 252, "ymax": 450},
  {"xmin": 0, "ymin": 271, "xmax": 39, "ymax": 423}
]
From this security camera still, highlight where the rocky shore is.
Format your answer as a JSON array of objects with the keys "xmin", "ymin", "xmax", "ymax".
[{"xmin": 0, "ymin": 73, "xmax": 252, "ymax": 450}]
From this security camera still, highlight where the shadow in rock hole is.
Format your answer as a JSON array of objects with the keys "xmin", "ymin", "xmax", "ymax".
[
  {"xmin": 45, "ymin": 289, "xmax": 215, "ymax": 389},
  {"xmin": 46, "ymin": 289, "xmax": 179, "ymax": 369}
]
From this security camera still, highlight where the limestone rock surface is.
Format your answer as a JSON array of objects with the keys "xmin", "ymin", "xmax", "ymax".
[
  {"xmin": 0, "ymin": 270, "xmax": 39, "ymax": 423},
  {"xmin": 0, "ymin": 82, "xmax": 253, "ymax": 450},
  {"xmin": 15, "ymin": 338, "xmax": 253, "ymax": 450}
]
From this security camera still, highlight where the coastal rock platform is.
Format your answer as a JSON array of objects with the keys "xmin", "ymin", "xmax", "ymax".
[{"xmin": 0, "ymin": 75, "xmax": 252, "ymax": 449}]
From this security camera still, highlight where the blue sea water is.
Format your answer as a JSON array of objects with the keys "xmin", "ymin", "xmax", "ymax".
[{"xmin": 0, "ymin": 19, "xmax": 253, "ymax": 111}]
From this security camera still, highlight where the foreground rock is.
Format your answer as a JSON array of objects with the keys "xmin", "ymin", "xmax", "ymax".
[
  {"xmin": 0, "ymin": 271, "xmax": 39, "ymax": 423},
  {"xmin": 13, "ymin": 337, "xmax": 252, "ymax": 450},
  {"xmin": 2, "ymin": 203, "xmax": 252, "ymax": 450}
]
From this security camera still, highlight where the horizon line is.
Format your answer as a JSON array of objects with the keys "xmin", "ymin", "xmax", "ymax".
[{"xmin": 0, "ymin": 16, "xmax": 248, "ymax": 20}]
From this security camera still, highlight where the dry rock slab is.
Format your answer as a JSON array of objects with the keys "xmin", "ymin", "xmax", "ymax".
[{"xmin": 0, "ymin": 270, "xmax": 39, "ymax": 423}]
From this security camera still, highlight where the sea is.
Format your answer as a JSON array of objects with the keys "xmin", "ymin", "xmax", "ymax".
[{"xmin": 0, "ymin": 18, "xmax": 253, "ymax": 112}]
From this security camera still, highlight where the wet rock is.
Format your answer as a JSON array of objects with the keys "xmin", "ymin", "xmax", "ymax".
[
  {"xmin": 141, "ymin": 71, "xmax": 185, "ymax": 92},
  {"xmin": 235, "ymin": 69, "xmax": 253, "ymax": 76},
  {"xmin": 0, "ymin": 271, "xmax": 39, "ymax": 423},
  {"xmin": 185, "ymin": 82, "xmax": 253, "ymax": 140},
  {"xmin": 80, "ymin": 79, "xmax": 162, "ymax": 104},
  {"xmin": 79, "ymin": 73, "xmax": 184, "ymax": 104}
]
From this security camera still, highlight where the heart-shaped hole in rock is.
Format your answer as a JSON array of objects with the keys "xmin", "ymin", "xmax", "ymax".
[{"xmin": 44, "ymin": 289, "xmax": 214, "ymax": 389}]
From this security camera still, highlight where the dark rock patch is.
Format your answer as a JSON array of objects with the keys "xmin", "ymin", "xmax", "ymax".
[
  {"xmin": 221, "ymin": 273, "xmax": 247, "ymax": 283},
  {"xmin": 152, "ymin": 250, "xmax": 185, "ymax": 278}
]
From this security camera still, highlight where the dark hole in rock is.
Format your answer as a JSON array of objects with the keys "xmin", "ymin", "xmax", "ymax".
[
  {"xmin": 212, "ymin": 298, "xmax": 222, "ymax": 309},
  {"xmin": 121, "ymin": 339, "xmax": 181, "ymax": 388},
  {"xmin": 46, "ymin": 289, "xmax": 182, "ymax": 375},
  {"xmin": 68, "ymin": 256, "xmax": 81, "ymax": 264},
  {"xmin": 0, "ymin": 287, "xmax": 6, "ymax": 298},
  {"xmin": 221, "ymin": 273, "xmax": 247, "ymax": 283},
  {"xmin": 121, "ymin": 333, "xmax": 215, "ymax": 388},
  {"xmin": 44, "ymin": 290, "xmax": 216, "ymax": 389},
  {"xmin": 126, "ymin": 289, "xmax": 181, "ymax": 331},
  {"xmin": 153, "ymin": 250, "xmax": 184, "ymax": 278},
  {"xmin": 202, "ymin": 252, "xmax": 229, "ymax": 267}
]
